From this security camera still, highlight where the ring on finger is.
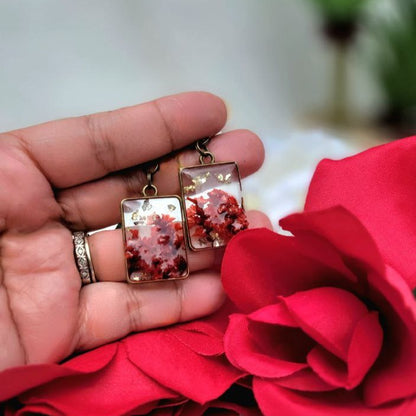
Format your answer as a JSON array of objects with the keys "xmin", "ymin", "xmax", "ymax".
[{"xmin": 72, "ymin": 231, "xmax": 97, "ymax": 285}]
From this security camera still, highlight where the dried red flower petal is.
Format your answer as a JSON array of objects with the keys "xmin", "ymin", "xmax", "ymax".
[{"xmin": 186, "ymin": 188, "xmax": 248, "ymax": 248}]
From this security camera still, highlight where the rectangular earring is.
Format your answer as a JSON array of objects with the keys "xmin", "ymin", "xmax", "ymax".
[
  {"xmin": 179, "ymin": 138, "xmax": 248, "ymax": 251},
  {"xmin": 120, "ymin": 163, "xmax": 189, "ymax": 283}
]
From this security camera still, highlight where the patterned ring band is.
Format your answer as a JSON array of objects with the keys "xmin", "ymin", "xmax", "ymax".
[{"xmin": 72, "ymin": 231, "xmax": 97, "ymax": 285}]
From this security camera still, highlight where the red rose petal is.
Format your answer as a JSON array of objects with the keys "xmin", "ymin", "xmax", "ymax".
[
  {"xmin": 280, "ymin": 206, "xmax": 385, "ymax": 278},
  {"xmin": 279, "ymin": 212, "xmax": 359, "ymax": 287},
  {"xmin": 0, "ymin": 343, "xmax": 117, "ymax": 401},
  {"xmin": 170, "ymin": 327, "xmax": 224, "ymax": 357},
  {"xmin": 307, "ymin": 345, "xmax": 348, "ymax": 388},
  {"xmin": 222, "ymin": 229, "xmax": 295, "ymax": 312},
  {"xmin": 178, "ymin": 400, "xmax": 262, "ymax": 416},
  {"xmin": 281, "ymin": 287, "xmax": 369, "ymax": 361},
  {"xmin": 307, "ymin": 312, "xmax": 383, "ymax": 390},
  {"xmin": 248, "ymin": 316, "xmax": 314, "ymax": 366},
  {"xmin": 347, "ymin": 311, "xmax": 383, "ymax": 389},
  {"xmin": 274, "ymin": 368, "xmax": 337, "ymax": 392},
  {"xmin": 134, "ymin": 398, "xmax": 188, "ymax": 416},
  {"xmin": 249, "ymin": 303, "xmax": 298, "ymax": 327},
  {"xmin": 363, "ymin": 266, "xmax": 416, "ymax": 405},
  {"xmin": 254, "ymin": 378, "xmax": 414, "ymax": 416},
  {"xmin": 224, "ymin": 314, "xmax": 307, "ymax": 378},
  {"xmin": 176, "ymin": 317, "xmax": 227, "ymax": 338},
  {"xmin": 0, "ymin": 365, "xmax": 77, "ymax": 403},
  {"xmin": 63, "ymin": 343, "xmax": 118, "ymax": 372},
  {"xmin": 305, "ymin": 136, "xmax": 416, "ymax": 289},
  {"xmin": 15, "ymin": 402, "xmax": 160, "ymax": 416},
  {"xmin": 169, "ymin": 302, "xmax": 238, "ymax": 357},
  {"xmin": 18, "ymin": 343, "xmax": 178, "ymax": 416},
  {"xmin": 222, "ymin": 228, "xmax": 357, "ymax": 313},
  {"xmin": 13, "ymin": 402, "xmax": 62, "ymax": 416},
  {"xmin": 125, "ymin": 329, "xmax": 242, "ymax": 404}
]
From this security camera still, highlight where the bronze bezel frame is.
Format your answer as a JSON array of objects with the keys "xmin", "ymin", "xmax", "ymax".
[{"xmin": 120, "ymin": 194, "xmax": 189, "ymax": 284}]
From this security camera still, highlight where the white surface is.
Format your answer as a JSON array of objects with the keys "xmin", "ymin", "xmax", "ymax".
[{"xmin": 243, "ymin": 131, "xmax": 366, "ymax": 230}]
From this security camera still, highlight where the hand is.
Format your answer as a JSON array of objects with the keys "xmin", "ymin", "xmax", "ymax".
[{"xmin": 0, "ymin": 92, "xmax": 269, "ymax": 371}]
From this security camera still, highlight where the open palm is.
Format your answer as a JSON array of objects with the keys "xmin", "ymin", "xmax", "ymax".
[{"xmin": 0, "ymin": 92, "xmax": 267, "ymax": 371}]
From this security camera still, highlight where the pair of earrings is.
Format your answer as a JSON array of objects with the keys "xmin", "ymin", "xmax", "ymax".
[{"xmin": 120, "ymin": 138, "xmax": 248, "ymax": 283}]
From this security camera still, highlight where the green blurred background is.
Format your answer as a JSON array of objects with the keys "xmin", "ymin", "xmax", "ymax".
[{"xmin": 308, "ymin": 0, "xmax": 416, "ymax": 138}]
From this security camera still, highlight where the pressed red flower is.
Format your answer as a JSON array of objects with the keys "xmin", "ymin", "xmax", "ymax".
[
  {"xmin": 125, "ymin": 213, "xmax": 186, "ymax": 280},
  {"xmin": 186, "ymin": 188, "xmax": 248, "ymax": 247},
  {"xmin": 186, "ymin": 196, "xmax": 209, "ymax": 232}
]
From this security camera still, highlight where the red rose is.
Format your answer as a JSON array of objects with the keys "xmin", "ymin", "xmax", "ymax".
[
  {"xmin": 222, "ymin": 136, "xmax": 416, "ymax": 416},
  {"xmin": 1, "ymin": 306, "xmax": 242, "ymax": 415},
  {"xmin": 306, "ymin": 135, "xmax": 416, "ymax": 290}
]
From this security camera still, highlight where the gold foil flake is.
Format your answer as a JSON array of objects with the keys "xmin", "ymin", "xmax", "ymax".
[
  {"xmin": 216, "ymin": 173, "xmax": 232, "ymax": 184},
  {"xmin": 184, "ymin": 172, "xmax": 211, "ymax": 194}
]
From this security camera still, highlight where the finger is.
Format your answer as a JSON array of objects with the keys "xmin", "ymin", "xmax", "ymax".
[
  {"xmin": 246, "ymin": 210, "xmax": 274, "ymax": 230},
  {"xmin": 75, "ymin": 271, "xmax": 225, "ymax": 351},
  {"xmin": 9, "ymin": 92, "xmax": 227, "ymax": 188},
  {"xmin": 88, "ymin": 210, "xmax": 270, "ymax": 282},
  {"xmin": 58, "ymin": 129, "xmax": 265, "ymax": 230}
]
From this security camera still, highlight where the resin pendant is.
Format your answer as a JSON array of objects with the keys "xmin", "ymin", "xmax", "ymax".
[
  {"xmin": 180, "ymin": 162, "xmax": 248, "ymax": 250},
  {"xmin": 121, "ymin": 196, "xmax": 189, "ymax": 283}
]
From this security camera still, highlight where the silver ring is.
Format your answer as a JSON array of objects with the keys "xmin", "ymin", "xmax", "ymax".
[{"xmin": 72, "ymin": 231, "xmax": 97, "ymax": 285}]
